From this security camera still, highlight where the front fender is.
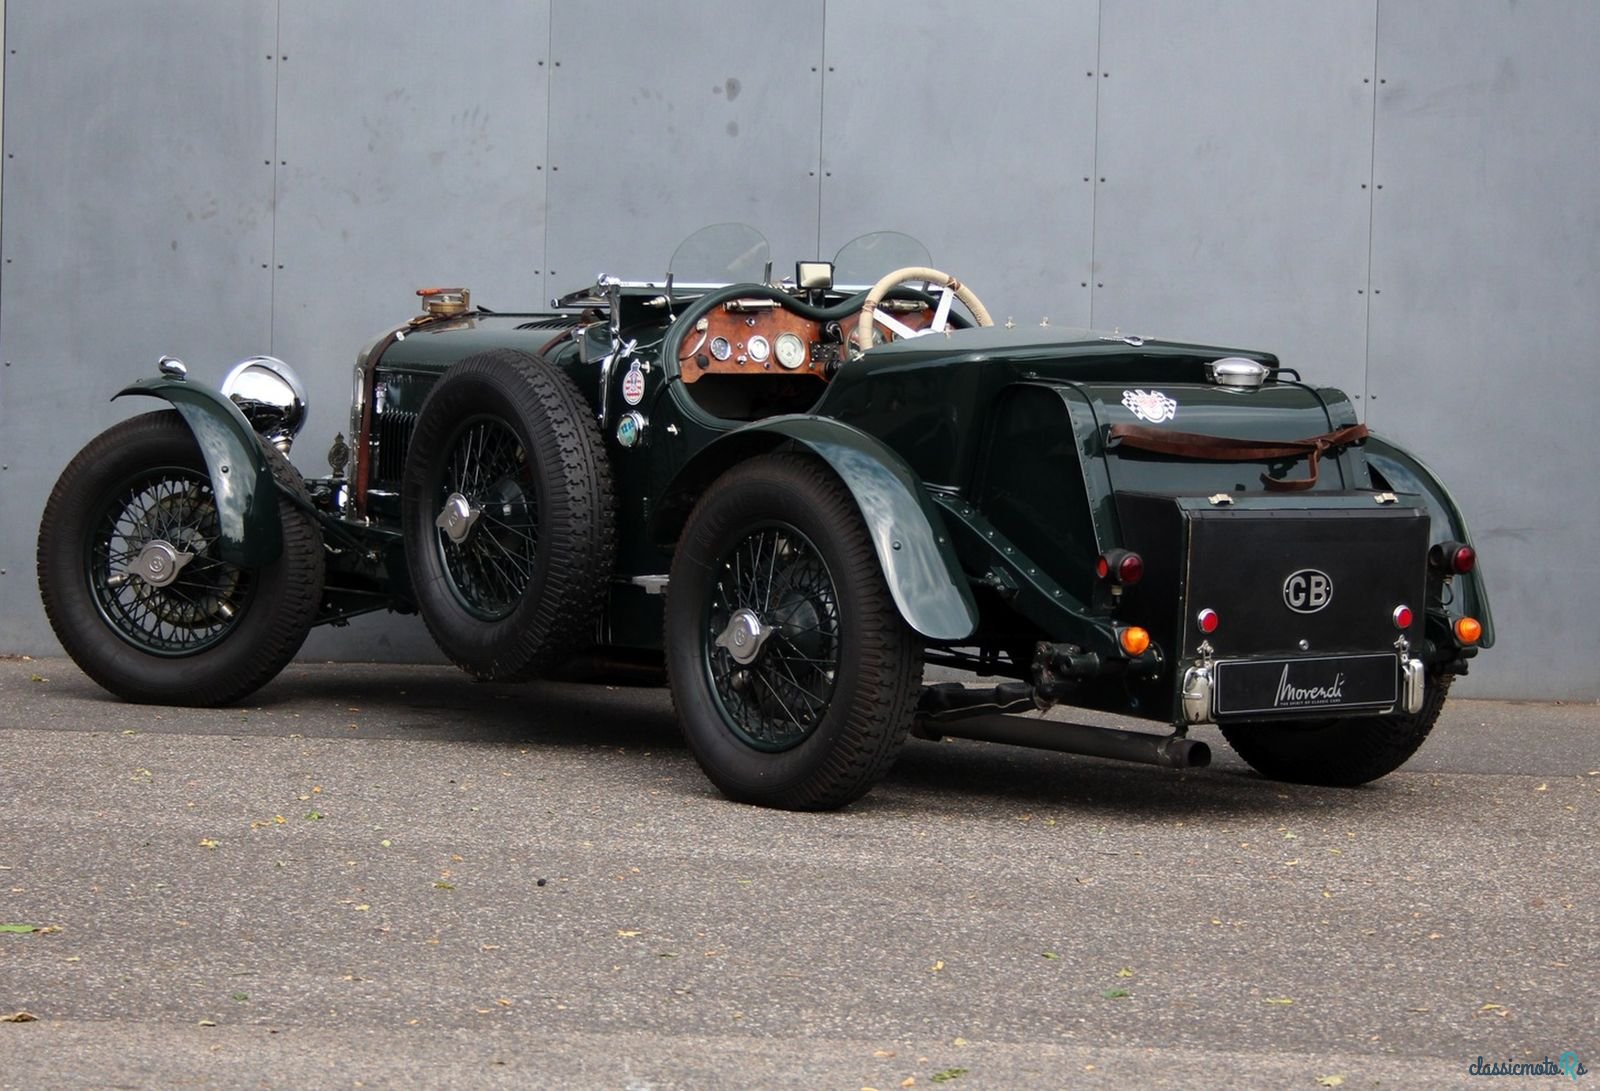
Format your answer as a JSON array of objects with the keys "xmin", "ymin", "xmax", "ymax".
[
  {"xmin": 114, "ymin": 377, "xmax": 282, "ymax": 566},
  {"xmin": 659, "ymin": 416, "xmax": 979, "ymax": 642},
  {"xmin": 1365, "ymin": 433, "xmax": 1495, "ymax": 648}
]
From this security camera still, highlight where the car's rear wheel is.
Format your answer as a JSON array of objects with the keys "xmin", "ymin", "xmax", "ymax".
[
  {"xmin": 1218, "ymin": 670, "xmax": 1451, "ymax": 786},
  {"xmin": 402, "ymin": 349, "xmax": 615, "ymax": 680},
  {"xmin": 36, "ymin": 410, "xmax": 324, "ymax": 705},
  {"xmin": 665, "ymin": 453, "xmax": 922, "ymax": 810}
]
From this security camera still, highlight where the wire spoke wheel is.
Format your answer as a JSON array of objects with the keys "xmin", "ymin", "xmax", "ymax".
[
  {"xmin": 666, "ymin": 452, "xmax": 923, "ymax": 810},
  {"xmin": 434, "ymin": 416, "xmax": 539, "ymax": 621},
  {"xmin": 401, "ymin": 349, "xmax": 615, "ymax": 682},
  {"xmin": 37, "ymin": 410, "xmax": 325, "ymax": 706},
  {"xmin": 89, "ymin": 466, "xmax": 253, "ymax": 655},
  {"xmin": 705, "ymin": 524, "xmax": 841, "ymax": 752}
]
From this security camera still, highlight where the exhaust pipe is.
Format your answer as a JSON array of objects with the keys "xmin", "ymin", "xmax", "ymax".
[{"xmin": 921, "ymin": 713, "xmax": 1210, "ymax": 770}]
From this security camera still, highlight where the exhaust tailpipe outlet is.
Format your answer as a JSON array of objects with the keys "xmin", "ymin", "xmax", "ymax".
[{"xmin": 932, "ymin": 714, "xmax": 1211, "ymax": 770}]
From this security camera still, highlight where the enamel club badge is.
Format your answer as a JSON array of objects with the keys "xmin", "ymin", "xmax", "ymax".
[{"xmin": 1122, "ymin": 388, "xmax": 1177, "ymax": 423}]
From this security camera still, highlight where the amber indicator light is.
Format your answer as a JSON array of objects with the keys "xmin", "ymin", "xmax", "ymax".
[
  {"xmin": 1454, "ymin": 617, "xmax": 1483, "ymax": 645},
  {"xmin": 1119, "ymin": 627, "xmax": 1151, "ymax": 656}
]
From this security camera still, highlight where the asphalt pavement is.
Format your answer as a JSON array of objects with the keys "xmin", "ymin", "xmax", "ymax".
[{"xmin": 1, "ymin": 655, "xmax": 1596, "ymax": 1090}]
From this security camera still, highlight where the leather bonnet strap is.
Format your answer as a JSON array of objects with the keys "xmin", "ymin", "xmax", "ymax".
[{"xmin": 1105, "ymin": 422, "xmax": 1371, "ymax": 492}]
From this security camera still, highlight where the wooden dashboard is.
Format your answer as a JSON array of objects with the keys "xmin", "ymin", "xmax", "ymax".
[{"xmin": 676, "ymin": 298, "xmax": 935, "ymax": 383}]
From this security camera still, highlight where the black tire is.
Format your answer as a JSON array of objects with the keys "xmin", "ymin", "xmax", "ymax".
[
  {"xmin": 1218, "ymin": 671, "xmax": 1452, "ymax": 786},
  {"xmin": 401, "ymin": 349, "xmax": 615, "ymax": 681},
  {"xmin": 665, "ymin": 453, "xmax": 923, "ymax": 810},
  {"xmin": 36, "ymin": 410, "xmax": 325, "ymax": 706}
]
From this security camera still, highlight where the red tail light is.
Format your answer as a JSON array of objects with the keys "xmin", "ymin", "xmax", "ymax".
[
  {"xmin": 1392, "ymin": 605, "xmax": 1413, "ymax": 629},
  {"xmin": 1096, "ymin": 549, "xmax": 1144, "ymax": 585},
  {"xmin": 1196, "ymin": 608, "xmax": 1220, "ymax": 634},
  {"xmin": 1430, "ymin": 542, "xmax": 1476, "ymax": 574}
]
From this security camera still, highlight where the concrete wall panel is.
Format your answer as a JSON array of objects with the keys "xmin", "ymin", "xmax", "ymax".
[
  {"xmin": 1367, "ymin": 0, "xmax": 1600, "ymax": 698},
  {"xmin": 0, "ymin": 1, "xmax": 277, "ymax": 648},
  {"xmin": 1094, "ymin": 0, "xmax": 1378, "ymax": 399},
  {"xmin": 1, "ymin": 0, "xmax": 1595, "ymax": 697},
  {"xmin": 820, "ymin": 0, "xmax": 1100, "ymax": 326},
  {"xmin": 544, "ymin": 0, "xmax": 824, "ymax": 287}
]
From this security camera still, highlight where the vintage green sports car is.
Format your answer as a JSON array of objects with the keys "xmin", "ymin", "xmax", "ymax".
[{"xmin": 37, "ymin": 226, "xmax": 1493, "ymax": 809}]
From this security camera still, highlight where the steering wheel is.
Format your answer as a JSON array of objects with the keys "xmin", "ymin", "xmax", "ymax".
[{"xmin": 854, "ymin": 266, "xmax": 993, "ymax": 353}]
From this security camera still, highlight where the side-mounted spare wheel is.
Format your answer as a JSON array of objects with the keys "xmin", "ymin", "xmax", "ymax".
[
  {"xmin": 36, "ymin": 410, "xmax": 325, "ymax": 706},
  {"xmin": 665, "ymin": 452, "xmax": 924, "ymax": 810},
  {"xmin": 1218, "ymin": 670, "xmax": 1452, "ymax": 786},
  {"xmin": 401, "ymin": 349, "xmax": 616, "ymax": 681}
]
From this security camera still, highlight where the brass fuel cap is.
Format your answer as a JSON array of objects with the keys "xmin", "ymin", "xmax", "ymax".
[{"xmin": 416, "ymin": 287, "xmax": 471, "ymax": 317}]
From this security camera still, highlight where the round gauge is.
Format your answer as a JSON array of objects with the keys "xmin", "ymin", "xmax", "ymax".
[
  {"xmin": 775, "ymin": 332, "xmax": 807, "ymax": 370},
  {"xmin": 709, "ymin": 336, "xmax": 732, "ymax": 361},
  {"xmin": 850, "ymin": 326, "xmax": 883, "ymax": 350},
  {"xmin": 747, "ymin": 335, "xmax": 771, "ymax": 363}
]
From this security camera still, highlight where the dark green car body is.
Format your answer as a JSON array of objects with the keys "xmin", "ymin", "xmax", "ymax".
[{"xmin": 50, "ymin": 252, "xmax": 1494, "ymax": 807}]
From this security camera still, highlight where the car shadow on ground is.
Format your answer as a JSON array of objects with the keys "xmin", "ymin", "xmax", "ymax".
[
  {"xmin": 29, "ymin": 660, "xmax": 1388, "ymax": 820},
  {"xmin": 280, "ymin": 667, "xmax": 1375, "ymax": 819}
]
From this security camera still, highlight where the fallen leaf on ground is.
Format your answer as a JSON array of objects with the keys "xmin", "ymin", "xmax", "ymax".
[
  {"xmin": 1116, "ymin": 967, "xmax": 1134, "ymax": 978},
  {"xmin": 198, "ymin": 839, "xmax": 219, "ymax": 850},
  {"xmin": 1316, "ymin": 1076, "xmax": 1346, "ymax": 1087},
  {"xmin": 1, "ymin": 1011, "xmax": 38, "ymax": 1022},
  {"xmin": 1264, "ymin": 997, "xmax": 1294, "ymax": 1005},
  {"xmin": 929, "ymin": 960, "xmax": 945, "ymax": 973}
]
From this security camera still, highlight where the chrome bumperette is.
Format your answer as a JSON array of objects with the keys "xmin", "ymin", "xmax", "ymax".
[
  {"xmin": 1181, "ymin": 663, "xmax": 1215, "ymax": 725},
  {"xmin": 1401, "ymin": 656, "xmax": 1426, "ymax": 715}
]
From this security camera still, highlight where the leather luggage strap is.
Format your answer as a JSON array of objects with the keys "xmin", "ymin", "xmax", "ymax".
[{"xmin": 1105, "ymin": 422, "xmax": 1370, "ymax": 492}]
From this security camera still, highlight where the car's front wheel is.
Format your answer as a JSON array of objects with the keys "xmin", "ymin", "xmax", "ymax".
[
  {"xmin": 665, "ymin": 453, "xmax": 922, "ymax": 810},
  {"xmin": 1218, "ymin": 670, "xmax": 1451, "ymax": 786},
  {"xmin": 36, "ymin": 410, "xmax": 325, "ymax": 705}
]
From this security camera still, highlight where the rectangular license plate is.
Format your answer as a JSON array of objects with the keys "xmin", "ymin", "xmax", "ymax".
[{"xmin": 1213, "ymin": 653, "xmax": 1399, "ymax": 717}]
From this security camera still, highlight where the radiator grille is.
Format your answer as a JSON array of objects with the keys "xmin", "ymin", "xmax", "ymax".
[{"xmin": 373, "ymin": 409, "xmax": 417, "ymax": 486}]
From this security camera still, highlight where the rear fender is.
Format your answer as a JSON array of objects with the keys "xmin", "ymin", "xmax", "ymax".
[
  {"xmin": 657, "ymin": 416, "xmax": 978, "ymax": 641},
  {"xmin": 1365, "ymin": 433, "xmax": 1495, "ymax": 648},
  {"xmin": 113, "ymin": 377, "xmax": 282, "ymax": 566}
]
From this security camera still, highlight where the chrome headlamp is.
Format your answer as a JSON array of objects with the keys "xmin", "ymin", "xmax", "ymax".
[{"xmin": 222, "ymin": 355, "xmax": 309, "ymax": 452}]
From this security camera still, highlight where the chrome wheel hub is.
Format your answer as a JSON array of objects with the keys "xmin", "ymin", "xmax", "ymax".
[
  {"xmin": 435, "ymin": 492, "xmax": 482, "ymax": 544},
  {"xmin": 715, "ymin": 607, "xmax": 774, "ymax": 666},
  {"xmin": 127, "ymin": 539, "xmax": 194, "ymax": 589}
]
